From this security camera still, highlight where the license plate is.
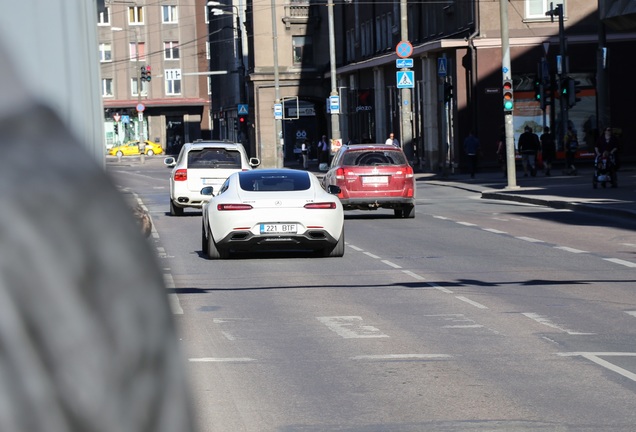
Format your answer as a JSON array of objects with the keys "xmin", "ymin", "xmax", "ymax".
[
  {"xmin": 362, "ymin": 175, "xmax": 388, "ymax": 184},
  {"xmin": 260, "ymin": 223, "xmax": 297, "ymax": 234},
  {"xmin": 202, "ymin": 178, "xmax": 215, "ymax": 185}
]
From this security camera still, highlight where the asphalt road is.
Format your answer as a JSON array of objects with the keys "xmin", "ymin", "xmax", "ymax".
[{"xmin": 108, "ymin": 158, "xmax": 636, "ymax": 432}]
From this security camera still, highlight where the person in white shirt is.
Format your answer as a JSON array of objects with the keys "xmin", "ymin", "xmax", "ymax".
[{"xmin": 385, "ymin": 132, "xmax": 400, "ymax": 147}]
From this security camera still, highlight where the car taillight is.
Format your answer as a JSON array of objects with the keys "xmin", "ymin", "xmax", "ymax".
[
  {"xmin": 335, "ymin": 168, "xmax": 345, "ymax": 180},
  {"xmin": 174, "ymin": 169, "xmax": 187, "ymax": 181},
  {"xmin": 405, "ymin": 165, "xmax": 414, "ymax": 178},
  {"xmin": 217, "ymin": 203, "xmax": 253, "ymax": 211},
  {"xmin": 304, "ymin": 202, "xmax": 336, "ymax": 209}
]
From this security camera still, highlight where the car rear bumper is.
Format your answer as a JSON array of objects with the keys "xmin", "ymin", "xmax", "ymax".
[
  {"xmin": 339, "ymin": 197, "xmax": 415, "ymax": 210},
  {"xmin": 216, "ymin": 229, "xmax": 340, "ymax": 251}
]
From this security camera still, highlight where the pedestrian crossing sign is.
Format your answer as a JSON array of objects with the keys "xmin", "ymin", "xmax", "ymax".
[
  {"xmin": 396, "ymin": 71, "xmax": 414, "ymax": 89},
  {"xmin": 238, "ymin": 104, "xmax": 248, "ymax": 115}
]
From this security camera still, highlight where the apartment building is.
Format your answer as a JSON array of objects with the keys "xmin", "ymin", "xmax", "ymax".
[{"xmin": 98, "ymin": 1, "xmax": 209, "ymax": 153}]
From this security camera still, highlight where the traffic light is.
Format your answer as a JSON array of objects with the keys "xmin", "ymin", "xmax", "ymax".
[
  {"xmin": 238, "ymin": 115, "xmax": 247, "ymax": 126},
  {"xmin": 140, "ymin": 66, "xmax": 147, "ymax": 82},
  {"xmin": 443, "ymin": 82, "xmax": 453, "ymax": 103},
  {"xmin": 503, "ymin": 79, "xmax": 514, "ymax": 112},
  {"xmin": 567, "ymin": 77, "xmax": 581, "ymax": 108},
  {"xmin": 233, "ymin": 118, "xmax": 238, "ymax": 130},
  {"xmin": 145, "ymin": 65, "xmax": 151, "ymax": 82},
  {"xmin": 534, "ymin": 76, "xmax": 542, "ymax": 102}
]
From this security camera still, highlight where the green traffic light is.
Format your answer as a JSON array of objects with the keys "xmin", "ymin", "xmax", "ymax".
[{"xmin": 504, "ymin": 100, "xmax": 514, "ymax": 110}]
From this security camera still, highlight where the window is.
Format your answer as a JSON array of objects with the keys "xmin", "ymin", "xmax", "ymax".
[
  {"xmin": 164, "ymin": 41, "xmax": 180, "ymax": 60},
  {"xmin": 162, "ymin": 5, "xmax": 178, "ymax": 23},
  {"xmin": 292, "ymin": 36, "xmax": 312, "ymax": 66},
  {"xmin": 128, "ymin": 6, "xmax": 144, "ymax": 24},
  {"xmin": 526, "ymin": 0, "xmax": 564, "ymax": 19},
  {"xmin": 131, "ymin": 78, "xmax": 148, "ymax": 97},
  {"xmin": 102, "ymin": 78, "xmax": 113, "ymax": 97},
  {"xmin": 206, "ymin": 41, "xmax": 211, "ymax": 60},
  {"xmin": 129, "ymin": 42, "xmax": 145, "ymax": 61},
  {"xmin": 165, "ymin": 69, "xmax": 182, "ymax": 95},
  {"xmin": 99, "ymin": 43, "xmax": 112, "ymax": 62},
  {"xmin": 98, "ymin": 7, "xmax": 110, "ymax": 25}
]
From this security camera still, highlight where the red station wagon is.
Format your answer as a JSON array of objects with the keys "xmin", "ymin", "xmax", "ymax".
[{"xmin": 321, "ymin": 143, "xmax": 416, "ymax": 218}]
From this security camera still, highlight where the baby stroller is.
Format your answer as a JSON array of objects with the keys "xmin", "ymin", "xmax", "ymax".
[{"xmin": 592, "ymin": 151, "xmax": 617, "ymax": 189}]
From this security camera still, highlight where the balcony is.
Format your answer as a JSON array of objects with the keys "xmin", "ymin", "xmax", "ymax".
[{"xmin": 282, "ymin": 1, "xmax": 319, "ymax": 29}]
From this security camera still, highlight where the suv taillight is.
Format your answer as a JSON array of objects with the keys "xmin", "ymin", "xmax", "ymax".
[
  {"xmin": 335, "ymin": 168, "xmax": 345, "ymax": 180},
  {"xmin": 405, "ymin": 165, "xmax": 414, "ymax": 178},
  {"xmin": 174, "ymin": 169, "xmax": 187, "ymax": 181}
]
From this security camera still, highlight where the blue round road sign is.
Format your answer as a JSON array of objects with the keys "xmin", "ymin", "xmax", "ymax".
[{"xmin": 396, "ymin": 41, "xmax": 413, "ymax": 59}]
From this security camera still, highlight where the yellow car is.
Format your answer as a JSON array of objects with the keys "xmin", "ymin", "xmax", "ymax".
[{"xmin": 109, "ymin": 140, "xmax": 164, "ymax": 157}]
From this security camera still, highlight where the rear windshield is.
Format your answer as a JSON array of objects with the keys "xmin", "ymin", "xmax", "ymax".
[
  {"xmin": 239, "ymin": 171, "xmax": 311, "ymax": 191},
  {"xmin": 342, "ymin": 150, "xmax": 407, "ymax": 166},
  {"xmin": 187, "ymin": 148, "xmax": 241, "ymax": 169}
]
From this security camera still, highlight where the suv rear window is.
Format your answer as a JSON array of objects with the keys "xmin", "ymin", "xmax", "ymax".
[
  {"xmin": 187, "ymin": 148, "xmax": 241, "ymax": 169},
  {"xmin": 343, "ymin": 150, "xmax": 407, "ymax": 166}
]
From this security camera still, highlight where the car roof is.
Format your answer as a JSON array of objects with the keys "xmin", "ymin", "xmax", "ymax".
[
  {"xmin": 342, "ymin": 143, "xmax": 404, "ymax": 151},
  {"xmin": 179, "ymin": 141, "xmax": 246, "ymax": 153}
]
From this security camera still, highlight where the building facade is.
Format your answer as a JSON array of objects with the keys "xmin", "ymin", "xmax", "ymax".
[{"xmin": 98, "ymin": 1, "xmax": 209, "ymax": 154}]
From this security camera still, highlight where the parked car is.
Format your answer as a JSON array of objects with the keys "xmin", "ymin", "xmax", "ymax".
[
  {"xmin": 164, "ymin": 140, "xmax": 260, "ymax": 216},
  {"xmin": 322, "ymin": 143, "xmax": 415, "ymax": 218},
  {"xmin": 201, "ymin": 169, "xmax": 344, "ymax": 259},
  {"xmin": 108, "ymin": 140, "xmax": 163, "ymax": 157}
]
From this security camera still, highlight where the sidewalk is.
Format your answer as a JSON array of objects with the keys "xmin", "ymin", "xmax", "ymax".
[{"xmin": 419, "ymin": 164, "xmax": 636, "ymax": 222}]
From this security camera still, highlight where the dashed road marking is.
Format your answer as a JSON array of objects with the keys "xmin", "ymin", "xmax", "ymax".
[
  {"xmin": 554, "ymin": 246, "xmax": 588, "ymax": 254},
  {"xmin": 317, "ymin": 316, "xmax": 389, "ymax": 339},
  {"xmin": 163, "ymin": 273, "xmax": 183, "ymax": 315},
  {"xmin": 603, "ymin": 258, "xmax": 636, "ymax": 268},
  {"xmin": 364, "ymin": 251, "xmax": 380, "ymax": 259},
  {"xmin": 351, "ymin": 354, "xmax": 451, "ymax": 361},
  {"xmin": 455, "ymin": 296, "xmax": 488, "ymax": 309},
  {"xmin": 558, "ymin": 352, "xmax": 636, "ymax": 382},
  {"xmin": 523, "ymin": 312, "xmax": 594, "ymax": 335},
  {"xmin": 483, "ymin": 228, "xmax": 508, "ymax": 234},
  {"xmin": 402, "ymin": 270, "xmax": 426, "ymax": 280},
  {"xmin": 382, "ymin": 260, "xmax": 402, "ymax": 269},
  {"xmin": 189, "ymin": 358, "xmax": 255, "ymax": 363},
  {"xmin": 516, "ymin": 236, "xmax": 544, "ymax": 243}
]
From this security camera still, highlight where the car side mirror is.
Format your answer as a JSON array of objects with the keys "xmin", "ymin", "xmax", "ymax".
[
  {"xmin": 164, "ymin": 156, "xmax": 176, "ymax": 167},
  {"xmin": 200, "ymin": 186, "xmax": 214, "ymax": 196},
  {"xmin": 249, "ymin": 157, "xmax": 261, "ymax": 168},
  {"xmin": 327, "ymin": 185, "xmax": 341, "ymax": 195}
]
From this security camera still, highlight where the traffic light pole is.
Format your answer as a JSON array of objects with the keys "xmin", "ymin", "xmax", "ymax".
[{"xmin": 500, "ymin": 0, "xmax": 517, "ymax": 188}]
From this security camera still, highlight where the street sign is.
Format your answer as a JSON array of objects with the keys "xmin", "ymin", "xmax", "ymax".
[
  {"xmin": 396, "ymin": 41, "xmax": 413, "ymax": 59},
  {"xmin": 274, "ymin": 103, "xmax": 283, "ymax": 120},
  {"xmin": 396, "ymin": 58, "xmax": 414, "ymax": 69},
  {"xmin": 136, "ymin": 103, "xmax": 145, "ymax": 112},
  {"xmin": 396, "ymin": 71, "xmax": 415, "ymax": 89},
  {"xmin": 329, "ymin": 95, "xmax": 340, "ymax": 114},
  {"xmin": 113, "ymin": 113, "xmax": 121, "ymax": 122},
  {"xmin": 238, "ymin": 104, "xmax": 248, "ymax": 115},
  {"xmin": 437, "ymin": 58, "xmax": 447, "ymax": 77}
]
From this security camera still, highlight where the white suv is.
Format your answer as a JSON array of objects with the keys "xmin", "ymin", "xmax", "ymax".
[{"xmin": 164, "ymin": 140, "xmax": 260, "ymax": 216}]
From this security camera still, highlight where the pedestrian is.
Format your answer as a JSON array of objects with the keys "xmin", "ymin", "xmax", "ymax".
[
  {"xmin": 540, "ymin": 126, "xmax": 556, "ymax": 176},
  {"xmin": 595, "ymin": 126, "xmax": 619, "ymax": 186},
  {"xmin": 317, "ymin": 134, "xmax": 330, "ymax": 167},
  {"xmin": 463, "ymin": 130, "xmax": 480, "ymax": 178},
  {"xmin": 563, "ymin": 125, "xmax": 579, "ymax": 175},
  {"xmin": 301, "ymin": 139, "xmax": 309, "ymax": 169},
  {"xmin": 385, "ymin": 132, "xmax": 400, "ymax": 147},
  {"xmin": 496, "ymin": 126, "xmax": 507, "ymax": 177},
  {"xmin": 518, "ymin": 125, "xmax": 540, "ymax": 177}
]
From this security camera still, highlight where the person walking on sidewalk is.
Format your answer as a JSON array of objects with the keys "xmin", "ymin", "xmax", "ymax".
[
  {"xmin": 540, "ymin": 126, "xmax": 556, "ymax": 176},
  {"xmin": 496, "ymin": 126, "xmax": 507, "ymax": 177},
  {"xmin": 385, "ymin": 132, "xmax": 400, "ymax": 147},
  {"xmin": 564, "ymin": 125, "xmax": 579, "ymax": 175},
  {"xmin": 518, "ymin": 125, "xmax": 540, "ymax": 177},
  {"xmin": 463, "ymin": 130, "xmax": 480, "ymax": 178}
]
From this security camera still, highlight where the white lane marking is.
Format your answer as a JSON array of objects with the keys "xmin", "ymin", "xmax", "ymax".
[
  {"xmin": 483, "ymin": 228, "xmax": 508, "ymax": 234},
  {"xmin": 443, "ymin": 324, "xmax": 483, "ymax": 328},
  {"xmin": 625, "ymin": 311, "xmax": 636, "ymax": 318},
  {"xmin": 516, "ymin": 236, "xmax": 544, "ymax": 243},
  {"xmin": 621, "ymin": 243, "xmax": 636, "ymax": 248},
  {"xmin": 351, "ymin": 354, "xmax": 451, "ymax": 361},
  {"xmin": 603, "ymin": 258, "xmax": 636, "ymax": 268},
  {"xmin": 455, "ymin": 296, "xmax": 488, "ymax": 309},
  {"xmin": 558, "ymin": 352, "xmax": 636, "ymax": 383},
  {"xmin": 317, "ymin": 316, "xmax": 389, "ymax": 339},
  {"xmin": 220, "ymin": 331, "xmax": 236, "ymax": 341},
  {"xmin": 189, "ymin": 358, "xmax": 255, "ymax": 363},
  {"xmin": 163, "ymin": 273, "xmax": 183, "ymax": 315},
  {"xmin": 523, "ymin": 313, "xmax": 595, "ymax": 335},
  {"xmin": 457, "ymin": 221, "xmax": 477, "ymax": 226},
  {"xmin": 382, "ymin": 260, "xmax": 402, "ymax": 269},
  {"xmin": 348, "ymin": 244, "xmax": 364, "ymax": 252},
  {"xmin": 364, "ymin": 251, "xmax": 380, "ymax": 259},
  {"xmin": 433, "ymin": 215, "xmax": 449, "ymax": 220},
  {"xmin": 429, "ymin": 283, "xmax": 453, "ymax": 294},
  {"xmin": 402, "ymin": 270, "xmax": 426, "ymax": 280},
  {"xmin": 554, "ymin": 246, "xmax": 588, "ymax": 254}
]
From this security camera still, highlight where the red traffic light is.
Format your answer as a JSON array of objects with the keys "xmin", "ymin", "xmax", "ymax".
[{"xmin": 238, "ymin": 116, "xmax": 246, "ymax": 123}]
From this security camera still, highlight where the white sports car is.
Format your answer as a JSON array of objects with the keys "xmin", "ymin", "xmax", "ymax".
[{"xmin": 201, "ymin": 169, "xmax": 344, "ymax": 259}]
